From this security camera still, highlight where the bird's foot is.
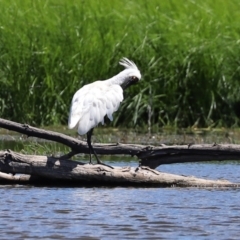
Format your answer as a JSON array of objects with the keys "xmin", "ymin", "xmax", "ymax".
[
  {"xmin": 88, "ymin": 159, "xmax": 114, "ymax": 169},
  {"xmin": 97, "ymin": 160, "xmax": 114, "ymax": 169}
]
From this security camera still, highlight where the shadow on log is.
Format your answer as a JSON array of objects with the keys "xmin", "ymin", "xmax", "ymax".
[{"xmin": 0, "ymin": 118, "xmax": 240, "ymax": 187}]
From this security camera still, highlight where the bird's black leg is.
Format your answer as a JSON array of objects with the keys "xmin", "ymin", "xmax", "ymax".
[
  {"xmin": 87, "ymin": 128, "xmax": 97, "ymax": 164},
  {"xmin": 86, "ymin": 128, "xmax": 114, "ymax": 169},
  {"xmin": 87, "ymin": 130, "xmax": 93, "ymax": 164}
]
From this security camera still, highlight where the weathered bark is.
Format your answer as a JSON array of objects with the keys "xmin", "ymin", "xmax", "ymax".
[
  {"xmin": 1, "ymin": 118, "xmax": 240, "ymax": 169},
  {"xmin": 0, "ymin": 150, "xmax": 238, "ymax": 187}
]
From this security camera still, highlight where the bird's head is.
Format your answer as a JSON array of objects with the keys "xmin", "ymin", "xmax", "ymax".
[{"xmin": 118, "ymin": 58, "xmax": 141, "ymax": 90}]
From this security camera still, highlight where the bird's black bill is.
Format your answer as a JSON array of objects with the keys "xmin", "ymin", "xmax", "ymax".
[{"xmin": 121, "ymin": 79, "xmax": 139, "ymax": 90}]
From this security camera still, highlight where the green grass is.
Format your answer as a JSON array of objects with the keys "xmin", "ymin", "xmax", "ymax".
[{"xmin": 0, "ymin": 0, "xmax": 240, "ymax": 129}]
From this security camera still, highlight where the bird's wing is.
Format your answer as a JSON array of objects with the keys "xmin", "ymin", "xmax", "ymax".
[
  {"xmin": 68, "ymin": 81, "xmax": 123, "ymax": 135},
  {"xmin": 68, "ymin": 84, "xmax": 89, "ymax": 129}
]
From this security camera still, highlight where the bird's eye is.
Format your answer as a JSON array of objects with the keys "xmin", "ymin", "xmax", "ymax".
[{"xmin": 131, "ymin": 76, "xmax": 138, "ymax": 81}]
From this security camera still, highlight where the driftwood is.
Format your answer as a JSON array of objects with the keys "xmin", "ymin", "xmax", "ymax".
[
  {"xmin": 0, "ymin": 118, "xmax": 240, "ymax": 187},
  {"xmin": 0, "ymin": 150, "xmax": 238, "ymax": 187},
  {"xmin": 1, "ymin": 118, "xmax": 240, "ymax": 169}
]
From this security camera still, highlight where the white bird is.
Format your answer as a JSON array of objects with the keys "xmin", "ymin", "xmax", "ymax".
[{"xmin": 68, "ymin": 57, "xmax": 141, "ymax": 167}]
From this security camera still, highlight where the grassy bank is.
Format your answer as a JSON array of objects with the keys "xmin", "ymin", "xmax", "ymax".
[{"xmin": 0, "ymin": 0, "xmax": 240, "ymax": 129}]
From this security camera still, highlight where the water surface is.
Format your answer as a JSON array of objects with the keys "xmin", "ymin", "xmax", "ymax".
[
  {"xmin": 1, "ymin": 160, "xmax": 240, "ymax": 239},
  {"xmin": 1, "ymin": 129, "xmax": 240, "ymax": 239}
]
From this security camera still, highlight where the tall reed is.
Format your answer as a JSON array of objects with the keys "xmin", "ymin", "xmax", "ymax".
[{"xmin": 0, "ymin": 0, "xmax": 240, "ymax": 128}]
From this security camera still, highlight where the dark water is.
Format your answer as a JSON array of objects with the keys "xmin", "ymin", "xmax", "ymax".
[{"xmin": 1, "ymin": 160, "xmax": 240, "ymax": 239}]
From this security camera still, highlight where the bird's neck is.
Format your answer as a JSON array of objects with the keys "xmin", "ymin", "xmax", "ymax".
[{"xmin": 105, "ymin": 71, "xmax": 127, "ymax": 86}]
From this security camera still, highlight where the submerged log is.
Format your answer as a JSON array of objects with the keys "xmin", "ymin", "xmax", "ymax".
[{"xmin": 0, "ymin": 150, "xmax": 238, "ymax": 187}]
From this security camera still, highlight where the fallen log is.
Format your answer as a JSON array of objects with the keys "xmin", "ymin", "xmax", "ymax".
[
  {"xmin": 0, "ymin": 171, "xmax": 36, "ymax": 182},
  {"xmin": 0, "ymin": 150, "xmax": 238, "ymax": 187},
  {"xmin": 1, "ymin": 118, "xmax": 240, "ymax": 187},
  {"xmin": 1, "ymin": 118, "xmax": 240, "ymax": 169},
  {"xmin": 139, "ymin": 144, "xmax": 240, "ymax": 168}
]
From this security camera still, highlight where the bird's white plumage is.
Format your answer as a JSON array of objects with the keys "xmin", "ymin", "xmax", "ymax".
[
  {"xmin": 68, "ymin": 81, "xmax": 123, "ymax": 135},
  {"xmin": 68, "ymin": 57, "xmax": 140, "ymax": 135}
]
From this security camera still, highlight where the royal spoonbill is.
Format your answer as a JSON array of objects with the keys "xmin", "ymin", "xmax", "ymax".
[{"xmin": 68, "ymin": 58, "xmax": 141, "ymax": 167}]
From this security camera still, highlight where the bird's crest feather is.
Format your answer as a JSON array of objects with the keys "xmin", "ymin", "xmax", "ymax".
[{"xmin": 119, "ymin": 57, "xmax": 138, "ymax": 70}]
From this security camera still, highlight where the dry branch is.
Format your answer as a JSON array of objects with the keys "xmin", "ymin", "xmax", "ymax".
[{"xmin": 0, "ymin": 150, "xmax": 238, "ymax": 187}]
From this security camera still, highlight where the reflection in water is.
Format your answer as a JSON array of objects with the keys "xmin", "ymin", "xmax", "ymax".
[{"xmin": 0, "ymin": 162, "xmax": 240, "ymax": 239}]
